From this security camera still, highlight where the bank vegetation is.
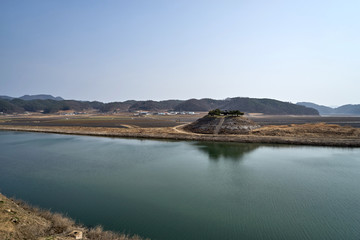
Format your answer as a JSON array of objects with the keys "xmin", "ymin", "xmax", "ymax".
[{"xmin": 0, "ymin": 193, "xmax": 147, "ymax": 240}]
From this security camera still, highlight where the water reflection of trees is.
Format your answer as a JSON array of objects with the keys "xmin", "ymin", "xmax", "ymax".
[{"xmin": 192, "ymin": 142, "xmax": 260, "ymax": 161}]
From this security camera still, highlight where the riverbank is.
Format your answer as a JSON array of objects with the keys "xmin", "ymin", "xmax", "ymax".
[
  {"xmin": 1, "ymin": 123, "xmax": 359, "ymax": 147},
  {"xmin": 0, "ymin": 193, "xmax": 147, "ymax": 240}
]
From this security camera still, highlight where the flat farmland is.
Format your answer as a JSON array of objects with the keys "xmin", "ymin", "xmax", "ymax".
[
  {"xmin": 1, "ymin": 113, "xmax": 360, "ymax": 129},
  {"xmin": 0, "ymin": 113, "xmax": 206, "ymax": 128}
]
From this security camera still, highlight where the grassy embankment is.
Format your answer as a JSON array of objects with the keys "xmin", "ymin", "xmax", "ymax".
[
  {"xmin": 1, "ymin": 122, "xmax": 360, "ymax": 147},
  {"xmin": 0, "ymin": 193, "xmax": 147, "ymax": 240}
]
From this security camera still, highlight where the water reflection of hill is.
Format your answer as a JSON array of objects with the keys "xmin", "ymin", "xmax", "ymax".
[{"xmin": 192, "ymin": 142, "xmax": 260, "ymax": 161}]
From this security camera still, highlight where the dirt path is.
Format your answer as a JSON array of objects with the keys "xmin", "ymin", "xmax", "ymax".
[
  {"xmin": 121, "ymin": 124, "xmax": 139, "ymax": 129},
  {"xmin": 173, "ymin": 124, "xmax": 193, "ymax": 134},
  {"xmin": 214, "ymin": 118, "xmax": 225, "ymax": 134}
]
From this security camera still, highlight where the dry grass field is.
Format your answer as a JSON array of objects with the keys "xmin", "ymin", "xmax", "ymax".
[
  {"xmin": 248, "ymin": 115, "xmax": 360, "ymax": 128},
  {"xmin": 252, "ymin": 123, "xmax": 360, "ymax": 138}
]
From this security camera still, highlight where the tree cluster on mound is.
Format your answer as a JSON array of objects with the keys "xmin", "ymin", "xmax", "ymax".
[{"xmin": 208, "ymin": 109, "xmax": 244, "ymax": 116}]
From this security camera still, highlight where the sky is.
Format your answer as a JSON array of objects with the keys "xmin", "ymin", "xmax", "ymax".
[{"xmin": 1, "ymin": 0, "xmax": 359, "ymax": 106}]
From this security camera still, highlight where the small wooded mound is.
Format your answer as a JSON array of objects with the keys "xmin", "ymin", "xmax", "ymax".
[{"xmin": 185, "ymin": 115, "xmax": 260, "ymax": 134}]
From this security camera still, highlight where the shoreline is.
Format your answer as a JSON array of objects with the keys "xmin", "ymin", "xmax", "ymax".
[{"xmin": 1, "ymin": 125, "xmax": 360, "ymax": 147}]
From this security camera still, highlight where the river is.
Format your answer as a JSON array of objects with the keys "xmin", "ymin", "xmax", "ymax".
[{"xmin": 0, "ymin": 131, "xmax": 359, "ymax": 240}]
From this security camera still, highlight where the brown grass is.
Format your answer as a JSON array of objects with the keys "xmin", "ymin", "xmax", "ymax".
[
  {"xmin": 0, "ymin": 193, "xmax": 148, "ymax": 240},
  {"xmin": 87, "ymin": 226, "xmax": 144, "ymax": 240},
  {"xmin": 252, "ymin": 122, "xmax": 360, "ymax": 138}
]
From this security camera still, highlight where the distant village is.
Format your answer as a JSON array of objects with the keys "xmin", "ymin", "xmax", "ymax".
[
  {"xmin": 58, "ymin": 110, "xmax": 197, "ymax": 116},
  {"xmin": 133, "ymin": 111, "xmax": 196, "ymax": 116}
]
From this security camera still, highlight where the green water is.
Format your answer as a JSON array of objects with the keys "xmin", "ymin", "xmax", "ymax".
[{"xmin": 0, "ymin": 131, "xmax": 359, "ymax": 240}]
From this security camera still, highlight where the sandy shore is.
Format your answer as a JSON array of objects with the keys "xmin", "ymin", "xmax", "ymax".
[{"xmin": 1, "ymin": 124, "xmax": 359, "ymax": 147}]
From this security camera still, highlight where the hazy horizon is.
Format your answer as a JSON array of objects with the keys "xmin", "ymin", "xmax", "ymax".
[{"xmin": 1, "ymin": 1, "xmax": 359, "ymax": 106}]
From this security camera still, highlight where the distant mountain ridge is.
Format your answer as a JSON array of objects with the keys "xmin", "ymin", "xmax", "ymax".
[
  {"xmin": 297, "ymin": 102, "xmax": 360, "ymax": 115},
  {"xmin": 0, "ymin": 94, "xmax": 63, "ymax": 101},
  {"xmin": 19, "ymin": 94, "xmax": 64, "ymax": 101},
  {"xmin": 0, "ymin": 95, "xmax": 13, "ymax": 100},
  {"xmin": 0, "ymin": 96, "xmax": 319, "ymax": 115}
]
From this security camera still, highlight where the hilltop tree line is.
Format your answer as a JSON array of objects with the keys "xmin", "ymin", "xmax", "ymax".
[{"xmin": 208, "ymin": 109, "xmax": 244, "ymax": 116}]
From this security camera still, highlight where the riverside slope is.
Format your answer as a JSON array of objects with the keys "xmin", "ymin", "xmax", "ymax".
[{"xmin": 0, "ymin": 193, "xmax": 146, "ymax": 240}]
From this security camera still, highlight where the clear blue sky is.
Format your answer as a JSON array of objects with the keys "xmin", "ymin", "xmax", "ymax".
[{"xmin": 1, "ymin": 0, "xmax": 359, "ymax": 106}]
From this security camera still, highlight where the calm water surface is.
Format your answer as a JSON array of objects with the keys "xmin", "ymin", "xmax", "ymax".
[{"xmin": 0, "ymin": 131, "xmax": 359, "ymax": 240}]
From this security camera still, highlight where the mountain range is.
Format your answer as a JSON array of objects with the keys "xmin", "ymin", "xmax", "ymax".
[
  {"xmin": 3, "ymin": 95, "xmax": 360, "ymax": 116},
  {"xmin": 297, "ymin": 102, "xmax": 360, "ymax": 115},
  {"xmin": 0, "ymin": 95, "xmax": 318, "ymax": 115},
  {"xmin": 0, "ymin": 94, "xmax": 64, "ymax": 101}
]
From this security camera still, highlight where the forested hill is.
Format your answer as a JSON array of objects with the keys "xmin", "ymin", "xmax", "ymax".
[
  {"xmin": 174, "ymin": 98, "xmax": 319, "ymax": 115},
  {"xmin": 0, "ymin": 96, "xmax": 319, "ymax": 115}
]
